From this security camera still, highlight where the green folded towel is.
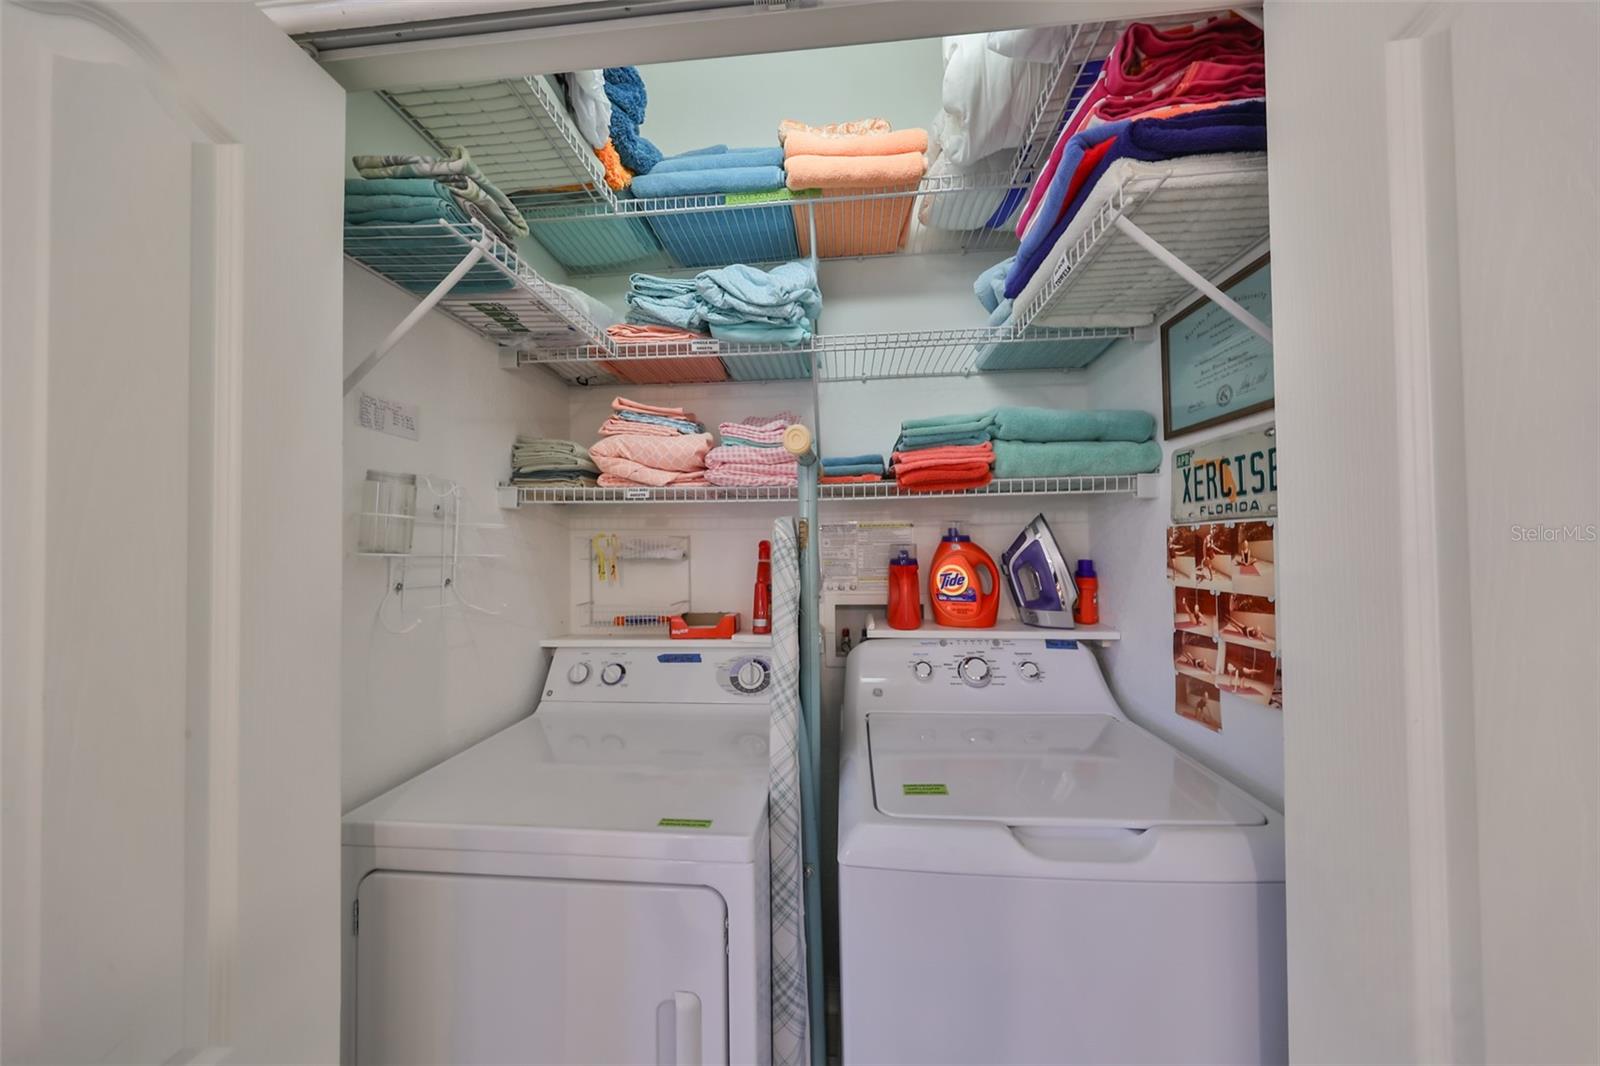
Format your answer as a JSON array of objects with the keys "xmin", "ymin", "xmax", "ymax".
[
  {"xmin": 992, "ymin": 440, "xmax": 1162, "ymax": 479},
  {"xmin": 989, "ymin": 407, "xmax": 1155, "ymax": 444},
  {"xmin": 725, "ymin": 188, "xmax": 796, "ymax": 206}
]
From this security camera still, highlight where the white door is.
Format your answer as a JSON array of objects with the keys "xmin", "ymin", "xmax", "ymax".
[
  {"xmin": 1, "ymin": 3, "xmax": 344, "ymax": 1062},
  {"xmin": 354, "ymin": 872, "xmax": 730, "ymax": 1065},
  {"xmin": 1266, "ymin": 2, "xmax": 1598, "ymax": 1063}
]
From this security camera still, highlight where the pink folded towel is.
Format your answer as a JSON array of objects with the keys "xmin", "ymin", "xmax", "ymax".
[
  {"xmin": 785, "ymin": 152, "xmax": 926, "ymax": 191},
  {"xmin": 598, "ymin": 471, "xmax": 709, "ymax": 488},
  {"xmin": 705, "ymin": 463, "xmax": 800, "ymax": 487},
  {"xmin": 707, "ymin": 444, "xmax": 798, "ymax": 467},
  {"xmin": 717, "ymin": 412, "xmax": 799, "ymax": 444},
  {"xmin": 590, "ymin": 432, "xmax": 713, "ymax": 473},
  {"xmin": 613, "ymin": 396, "xmax": 698, "ymax": 419},
  {"xmin": 779, "ymin": 117, "xmax": 891, "ymax": 144},
  {"xmin": 784, "ymin": 128, "xmax": 928, "ymax": 158}
]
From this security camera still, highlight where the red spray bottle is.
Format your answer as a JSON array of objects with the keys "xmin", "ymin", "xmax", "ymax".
[{"xmin": 751, "ymin": 541, "xmax": 772, "ymax": 635}]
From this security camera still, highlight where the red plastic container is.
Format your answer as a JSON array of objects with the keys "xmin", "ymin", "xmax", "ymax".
[
  {"xmin": 887, "ymin": 546, "xmax": 921, "ymax": 630},
  {"xmin": 751, "ymin": 541, "xmax": 772, "ymax": 635},
  {"xmin": 928, "ymin": 526, "xmax": 1000, "ymax": 628}
]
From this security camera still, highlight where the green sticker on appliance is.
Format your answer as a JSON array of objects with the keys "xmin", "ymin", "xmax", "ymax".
[
  {"xmin": 658, "ymin": 818, "xmax": 714, "ymax": 828},
  {"xmin": 902, "ymin": 783, "xmax": 949, "ymax": 796}
]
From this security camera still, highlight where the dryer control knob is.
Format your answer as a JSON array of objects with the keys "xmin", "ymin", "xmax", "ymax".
[
  {"xmin": 1018, "ymin": 661, "xmax": 1042, "ymax": 681},
  {"xmin": 912, "ymin": 660, "xmax": 934, "ymax": 681},
  {"xmin": 958, "ymin": 656, "xmax": 992, "ymax": 686},
  {"xmin": 600, "ymin": 662, "xmax": 626, "ymax": 686},
  {"xmin": 733, "ymin": 659, "xmax": 770, "ymax": 693},
  {"xmin": 567, "ymin": 661, "xmax": 592, "ymax": 685}
]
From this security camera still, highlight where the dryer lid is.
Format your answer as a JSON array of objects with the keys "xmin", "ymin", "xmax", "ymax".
[
  {"xmin": 343, "ymin": 711, "xmax": 770, "ymax": 863},
  {"xmin": 869, "ymin": 712, "xmax": 1266, "ymax": 829}
]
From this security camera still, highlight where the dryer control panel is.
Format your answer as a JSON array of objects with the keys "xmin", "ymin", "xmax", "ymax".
[{"xmin": 544, "ymin": 647, "xmax": 775, "ymax": 705}]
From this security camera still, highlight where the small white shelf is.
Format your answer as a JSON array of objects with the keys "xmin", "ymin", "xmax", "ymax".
[
  {"xmin": 864, "ymin": 615, "xmax": 1121, "ymax": 643},
  {"xmin": 540, "ymin": 633, "xmax": 773, "ymax": 649},
  {"xmin": 502, "ymin": 474, "xmax": 1157, "ymax": 508}
]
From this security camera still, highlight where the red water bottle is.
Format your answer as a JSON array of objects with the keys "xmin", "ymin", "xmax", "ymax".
[
  {"xmin": 1073, "ymin": 558, "xmax": 1099, "ymax": 626},
  {"xmin": 752, "ymin": 541, "xmax": 772, "ymax": 635},
  {"xmin": 887, "ymin": 545, "xmax": 921, "ymax": 630}
]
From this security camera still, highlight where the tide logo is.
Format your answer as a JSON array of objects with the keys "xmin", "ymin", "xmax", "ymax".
[{"xmin": 934, "ymin": 563, "xmax": 975, "ymax": 602}]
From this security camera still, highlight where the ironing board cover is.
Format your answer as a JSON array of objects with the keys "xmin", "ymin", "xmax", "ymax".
[{"xmin": 768, "ymin": 516, "xmax": 810, "ymax": 1065}]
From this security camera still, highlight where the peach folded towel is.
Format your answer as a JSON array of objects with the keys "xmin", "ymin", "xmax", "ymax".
[
  {"xmin": 820, "ymin": 473, "xmax": 883, "ymax": 484},
  {"xmin": 612, "ymin": 396, "xmax": 697, "ymax": 419},
  {"xmin": 785, "ymin": 152, "xmax": 926, "ymax": 191},
  {"xmin": 778, "ymin": 117, "xmax": 891, "ymax": 143},
  {"xmin": 606, "ymin": 324, "xmax": 709, "ymax": 344},
  {"xmin": 783, "ymin": 128, "xmax": 929, "ymax": 157},
  {"xmin": 891, "ymin": 442, "xmax": 995, "ymax": 470},
  {"xmin": 590, "ymin": 432, "xmax": 713, "ymax": 473},
  {"xmin": 598, "ymin": 471, "xmax": 709, "ymax": 488},
  {"xmin": 598, "ymin": 416, "xmax": 680, "ymax": 437}
]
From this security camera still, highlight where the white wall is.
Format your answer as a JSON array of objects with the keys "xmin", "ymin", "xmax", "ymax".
[
  {"xmin": 635, "ymin": 38, "xmax": 944, "ymax": 156},
  {"xmin": 1085, "ymin": 244, "xmax": 1283, "ymax": 809}
]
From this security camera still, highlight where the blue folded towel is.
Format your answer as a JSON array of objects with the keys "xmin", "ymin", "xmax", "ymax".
[
  {"xmin": 697, "ymin": 261, "xmax": 821, "ymax": 329},
  {"xmin": 652, "ymin": 147, "xmax": 786, "ymax": 173},
  {"xmin": 989, "ymin": 407, "xmax": 1155, "ymax": 444},
  {"xmin": 822, "ymin": 454, "xmax": 885, "ymax": 470},
  {"xmin": 894, "ymin": 430, "xmax": 993, "ymax": 451},
  {"xmin": 631, "ymin": 167, "xmax": 787, "ymax": 198},
  {"xmin": 973, "ymin": 257, "xmax": 1013, "ymax": 314},
  {"xmin": 819, "ymin": 462, "xmax": 884, "ymax": 477},
  {"xmin": 992, "ymin": 440, "xmax": 1162, "ymax": 479},
  {"xmin": 616, "ymin": 409, "xmax": 704, "ymax": 434},
  {"xmin": 1006, "ymin": 101, "xmax": 1267, "ymax": 298},
  {"xmin": 709, "ymin": 321, "xmax": 811, "ymax": 345}
]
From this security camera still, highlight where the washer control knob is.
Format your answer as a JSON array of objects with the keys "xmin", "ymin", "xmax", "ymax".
[
  {"xmin": 1018, "ymin": 661, "xmax": 1042, "ymax": 681},
  {"xmin": 566, "ymin": 661, "xmax": 592, "ymax": 685},
  {"xmin": 958, "ymin": 656, "xmax": 992, "ymax": 686},
  {"xmin": 600, "ymin": 662, "xmax": 626, "ymax": 686},
  {"xmin": 732, "ymin": 659, "xmax": 770, "ymax": 693},
  {"xmin": 912, "ymin": 660, "xmax": 934, "ymax": 681}
]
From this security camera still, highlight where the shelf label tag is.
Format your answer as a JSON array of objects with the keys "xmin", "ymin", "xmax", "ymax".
[
  {"xmin": 658, "ymin": 818, "xmax": 714, "ymax": 829},
  {"xmin": 623, "ymin": 488, "xmax": 650, "ymax": 500},
  {"xmin": 901, "ymin": 783, "xmax": 949, "ymax": 796},
  {"xmin": 690, "ymin": 339, "xmax": 721, "ymax": 354}
]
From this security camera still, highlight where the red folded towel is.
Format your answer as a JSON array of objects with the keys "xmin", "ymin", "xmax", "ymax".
[
  {"xmin": 894, "ymin": 466, "xmax": 994, "ymax": 492},
  {"xmin": 820, "ymin": 473, "xmax": 883, "ymax": 484}
]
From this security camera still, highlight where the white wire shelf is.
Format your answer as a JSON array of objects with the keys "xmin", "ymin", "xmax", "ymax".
[
  {"xmin": 344, "ymin": 219, "xmax": 617, "ymax": 357},
  {"xmin": 514, "ymin": 325, "xmax": 1136, "ymax": 385},
  {"xmin": 501, "ymin": 474, "xmax": 1157, "ymax": 507},
  {"xmin": 1012, "ymin": 158, "xmax": 1271, "ymax": 331},
  {"xmin": 378, "ymin": 76, "xmax": 613, "ymax": 208}
]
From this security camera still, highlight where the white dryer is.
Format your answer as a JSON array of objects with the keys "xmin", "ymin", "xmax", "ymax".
[
  {"xmin": 342, "ymin": 644, "xmax": 777, "ymax": 1065},
  {"xmin": 837, "ymin": 634, "xmax": 1286, "ymax": 1065}
]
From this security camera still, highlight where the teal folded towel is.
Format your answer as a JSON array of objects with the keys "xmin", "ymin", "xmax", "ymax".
[
  {"xmin": 992, "ymin": 440, "xmax": 1162, "ymax": 478},
  {"xmin": 901, "ymin": 410, "xmax": 997, "ymax": 434},
  {"xmin": 709, "ymin": 321, "xmax": 811, "ymax": 344},
  {"xmin": 821, "ymin": 462, "xmax": 884, "ymax": 476},
  {"xmin": 822, "ymin": 453, "xmax": 884, "ymax": 470},
  {"xmin": 895, "ymin": 430, "xmax": 992, "ymax": 451},
  {"xmin": 989, "ymin": 407, "xmax": 1156, "ymax": 444}
]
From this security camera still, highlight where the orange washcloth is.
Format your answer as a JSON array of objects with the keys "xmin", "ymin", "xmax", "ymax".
[
  {"xmin": 595, "ymin": 140, "xmax": 632, "ymax": 190},
  {"xmin": 784, "ymin": 128, "xmax": 929, "ymax": 157}
]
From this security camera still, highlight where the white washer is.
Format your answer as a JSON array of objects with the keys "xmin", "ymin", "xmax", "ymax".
[
  {"xmin": 342, "ymin": 645, "xmax": 776, "ymax": 1066},
  {"xmin": 838, "ymin": 636, "xmax": 1286, "ymax": 1065}
]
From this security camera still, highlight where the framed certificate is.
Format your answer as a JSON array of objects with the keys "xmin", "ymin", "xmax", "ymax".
[{"xmin": 1160, "ymin": 253, "xmax": 1273, "ymax": 438}]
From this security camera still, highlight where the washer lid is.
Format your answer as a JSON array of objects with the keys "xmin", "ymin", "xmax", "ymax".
[
  {"xmin": 869, "ymin": 712, "xmax": 1266, "ymax": 829},
  {"xmin": 343, "ymin": 711, "xmax": 770, "ymax": 863}
]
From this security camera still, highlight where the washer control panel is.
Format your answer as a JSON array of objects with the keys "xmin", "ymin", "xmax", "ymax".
[{"xmin": 865, "ymin": 637, "xmax": 1121, "ymax": 717}]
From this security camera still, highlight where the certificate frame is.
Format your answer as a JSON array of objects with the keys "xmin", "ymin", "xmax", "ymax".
[{"xmin": 1160, "ymin": 253, "xmax": 1274, "ymax": 439}]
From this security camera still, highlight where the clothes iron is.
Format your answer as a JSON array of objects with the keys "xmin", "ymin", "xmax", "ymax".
[{"xmin": 1001, "ymin": 514, "xmax": 1078, "ymax": 628}]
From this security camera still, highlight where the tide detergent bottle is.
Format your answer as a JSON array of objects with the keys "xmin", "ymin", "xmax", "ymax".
[{"xmin": 928, "ymin": 526, "xmax": 1000, "ymax": 628}]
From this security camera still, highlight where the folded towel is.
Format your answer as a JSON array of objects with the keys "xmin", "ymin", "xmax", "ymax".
[
  {"xmin": 709, "ymin": 321, "xmax": 811, "ymax": 345},
  {"xmin": 725, "ymin": 188, "xmax": 796, "ymax": 205},
  {"xmin": 818, "ymin": 462, "xmax": 883, "ymax": 477},
  {"xmin": 606, "ymin": 323, "xmax": 709, "ymax": 344},
  {"xmin": 820, "ymin": 473, "xmax": 884, "ymax": 484},
  {"xmin": 352, "ymin": 149, "xmax": 528, "ymax": 236},
  {"xmin": 779, "ymin": 117, "xmax": 891, "ymax": 143},
  {"xmin": 696, "ymin": 261, "xmax": 821, "ymax": 328},
  {"xmin": 989, "ymin": 408, "xmax": 1156, "ymax": 444},
  {"xmin": 614, "ymin": 396, "xmax": 698, "ymax": 418},
  {"xmin": 783, "ymin": 128, "xmax": 929, "ymax": 157},
  {"xmin": 653, "ymin": 146, "xmax": 787, "ymax": 172},
  {"xmin": 598, "ymin": 416, "xmax": 683, "ymax": 437},
  {"xmin": 895, "ymin": 429, "xmax": 993, "ymax": 451},
  {"xmin": 717, "ymin": 413, "xmax": 798, "ymax": 443},
  {"xmin": 598, "ymin": 470, "xmax": 709, "ymax": 488},
  {"xmin": 821, "ymin": 453, "xmax": 885, "ymax": 471},
  {"xmin": 894, "ymin": 466, "xmax": 994, "ymax": 492},
  {"xmin": 785, "ymin": 152, "xmax": 926, "ymax": 191},
  {"xmin": 616, "ymin": 409, "xmax": 704, "ymax": 434},
  {"xmin": 991, "ymin": 439, "xmax": 1162, "ymax": 478},
  {"xmin": 705, "ymin": 462, "xmax": 799, "ymax": 487},
  {"xmin": 706, "ymin": 444, "xmax": 797, "ymax": 468},
  {"xmin": 590, "ymin": 432, "xmax": 714, "ymax": 476},
  {"xmin": 974, "ymin": 257, "xmax": 1013, "ymax": 314},
  {"xmin": 628, "ymin": 273, "xmax": 699, "ymax": 299},
  {"xmin": 892, "ymin": 442, "xmax": 995, "ymax": 474},
  {"xmin": 560, "ymin": 70, "xmax": 613, "ymax": 150},
  {"xmin": 901, "ymin": 410, "xmax": 997, "ymax": 433},
  {"xmin": 631, "ymin": 166, "xmax": 787, "ymax": 198}
]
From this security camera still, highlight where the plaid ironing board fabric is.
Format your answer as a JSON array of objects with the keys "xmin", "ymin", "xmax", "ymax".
[{"xmin": 768, "ymin": 517, "xmax": 810, "ymax": 1065}]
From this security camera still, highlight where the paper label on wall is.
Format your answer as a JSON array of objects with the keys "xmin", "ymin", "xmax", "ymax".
[
  {"xmin": 357, "ymin": 391, "xmax": 419, "ymax": 441},
  {"xmin": 821, "ymin": 521, "xmax": 914, "ymax": 593},
  {"xmin": 1172, "ymin": 424, "xmax": 1276, "ymax": 523}
]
